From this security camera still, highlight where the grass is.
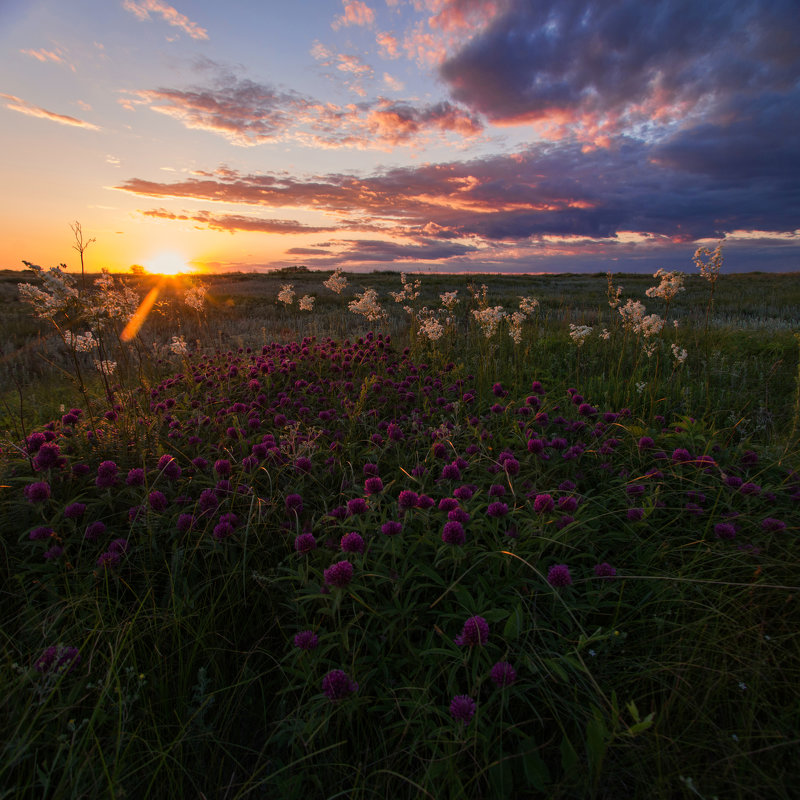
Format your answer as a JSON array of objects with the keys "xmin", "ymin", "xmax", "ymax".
[{"xmin": 0, "ymin": 263, "xmax": 798, "ymax": 799}]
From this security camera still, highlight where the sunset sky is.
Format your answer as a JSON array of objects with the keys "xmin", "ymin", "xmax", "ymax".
[{"xmin": 2, "ymin": 0, "xmax": 798, "ymax": 275}]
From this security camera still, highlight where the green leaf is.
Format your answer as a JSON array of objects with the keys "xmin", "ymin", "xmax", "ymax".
[
  {"xmin": 560, "ymin": 733, "xmax": 579, "ymax": 773},
  {"xmin": 519, "ymin": 738, "xmax": 550, "ymax": 791},
  {"xmin": 502, "ymin": 605, "xmax": 523, "ymax": 641}
]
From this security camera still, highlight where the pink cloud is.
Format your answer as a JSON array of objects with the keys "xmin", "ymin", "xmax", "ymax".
[
  {"xmin": 376, "ymin": 32, "xmax": 400, "ymax": 59},
  {"xmin": 20, "ymin": 47, "xmax": 75, "ymax": 71},
  {"xmin": 122, "ymin": 0, "xmax": 208, "ymax": 40},
  {"xmin": 332, "ymin": 0, "xmax": 376, "ymax": 30},
  {"xmin": 0, "ymin": 93, "xmax": 100, "ymax": 130}
]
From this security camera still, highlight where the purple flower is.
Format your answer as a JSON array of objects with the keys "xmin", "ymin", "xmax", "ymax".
[
  {"xmin": 346, "ymin": 497, "xmax": 369, "ymax": 516},
  {"xmin": 33, "ymin": 442, "xmax": 62, "ymax": 471},
  {"xmin": 97, "ymin": 551, "xmax": 121, "ymax": 569},
  {"xmin": 24, "ymin": 481, "xmax": 51, "ymax": 503},
  {"xmin": 341, "ymin": 532, "xmax": 366, "ymax": 553},
  {"xmin": 295, "ymin": 456, "xmax": 312, "ymax": 473},
  {"xmin": 322, "ymin": 669, "xmax": 358, "ymax": 700},
  {"xmin": 454, "ymin": 616, "xmax": 489, "ymax": 647},
  {"xmin": 285, "ymin": 493, "xmax": 304, "ymax": 513},
  {"xmin": 109, "ymin": 537, "xmax": 129, "ymax": 554},
  {"xmin": 381, "ymin": 520, "xmax": 403, "ymax": 536},
  {"xmin": 35, "ymin": 645, "xmax": 80, "ymax": 674},
  {"xmin": 490, "ymin": 661, "xmax": 518, "ymax": 688},
  {"xmin": 397, "ymin": 489, "xmax": 419, "ymax": 509},
  {"xmin": 488, "ymin": 484, "xmax": 505, "ymax": 497},
  {"xmin": 148, "ymin": 491, "xmax": 168, "ymax": 512},
  {"xmin": 441, "ymin": 462, "xmax": 461, "ymax": 480},
  {"xmin": 438, "ymin": 497, "xmax": 460, "ymax": 513},
  {"xmin": 547, "ymin": 564, "xmax": 572, "ymax": 588},
  {"xmin": 324, "ymin": 560, "xmax": 354, "ymax": 588},
  {"xmin": 533, "ymin": 494, "xmax": 554, "ymax": 513},
  {"xmin": 453, "ymin": 485, "xmax": 474, "ymax": 501},
  {"xmin": 177, "ymin": 513, "xmax": 195, "ymax": 533},
  {"xmin": 157, "ymin": 454, "xmax": 181, "ymax": 480},
  {"xmin": 638, "ymin": 436, "xmax": 655, "ymax": 450},
  {"xmin": 214, "ymin": 459, "xmax": 231, "ymax": 476},
  {"xmin": 527, "ymin": 438, "xmax": 545, "ymax": 454},
  {"xmin": 449, "ymin": 694, "xmax": 476, "ymax": 725},
  {"xmin": 416, "ymin": 494, "xmax": 435, "ymax": 509},
  {"xmin": 593, "ymin": 562, "xmax": 617, "ymax": 578},
  {"xmin": 626, "ymin": 507, "xmax": 644, "ymax": 521},
  {"xmin": 294, "ymin": 533, "xmax": 317, "ymax": 553},
  {"xmin": 43, "ymin": 545, "xmax": 64, "ymax": 561},
  {"xmin": 740, "ymin": 482, "xmax": 761, "ymax": 496},
  {"xmin": 96, "ymin": 460, "xmax": 119, "ymax": 488},
  {"xmin": 126, "ymin": 468, "xmax": 145, "ymax": 486},
  {"xmin": 29, "ymin": 526, "xmax": 54, "ymax": 541},
  {"xmin": 442, "ymin": 520, "xmax": 465, "ymax": 545},
  {"xmin": 363, "ymin": 463, "xmax": 380, "ymax": 476},
  {"xmin": 487, "ymin": 501, "xmax": 509, "ymax": 518},
  {"xmin": 503, "ymin": 458, "xmax": 520, "ymax": 476},
  {"xmin": 672, "ymin": 448, "xmax": 692, "ymax": 463},
  {"xmin": 761, "ymin": 517, "xmax": 786, "ymax": 532},
  {"xmin": 294, "ymin": 630, "xmax": 319, "ymax": 650},
  {"xmin": 558, "ymin": 496, "xmax": 578, "ymax": 512},
  {"xmin": 213, "ymin": 520, "xmax": 235, "ymax": 540},
  {"xmin": 364, "ymin": 476, "xmax": 384, "ymax": 495}
]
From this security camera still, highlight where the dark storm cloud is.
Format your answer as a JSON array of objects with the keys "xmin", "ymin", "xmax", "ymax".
[{"xmin": 439, "ymin": 0, "xmax": 800, "ymax": 134}]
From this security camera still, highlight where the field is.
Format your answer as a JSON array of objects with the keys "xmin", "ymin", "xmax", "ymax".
[{"xmin": 1, "ymin": 262, "xmax": 799, "ymax": 799}]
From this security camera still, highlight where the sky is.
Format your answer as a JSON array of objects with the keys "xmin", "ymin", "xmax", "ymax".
[{"xmin": 1, "ymin": 0, "xmax": 799, "ymax": 275}]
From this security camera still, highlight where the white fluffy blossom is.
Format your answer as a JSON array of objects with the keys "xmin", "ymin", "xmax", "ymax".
[
  {"xmin": 671, "ymin": 343, "xmax": 688, "ymax": 365},
  {"xmin": 646, "ymin": 269, "xmax": 685, "ymax": 302},
  {"xmin": 93, "ymin": 359, "xmax": 117, "ymax": 375},
  {"xmin": 63, "ymin": 330, "xmax": 98, "ymax": 352},
  {"xmin": 184, "ymin": 284, "xmax": 208, "ymax": 313},
  {"xmin": 323, "ymin": 269, "xmax": 347, "ymax": 294},
  {"xmin": 472, "ymin": 306, "xmax": 505, "ymax": 339},
  {"xmin": 277, "ymin": 284, "xmax": 295, "ymax": 306},
  {"xmin": 569, "ymin": 323, "xmax": 593, "ymax": 346},
  {"xmin": 694, "ymin": 244, "xmax": 724, "ymax": 282},
  {"xmin": 298, "ymin": 294, "xmax": 315, "ymax": 311},
  {"xmin": 169, "ymin": 335, "xmax": 188, "ymax": 356},
  {"xmin": 348, "ymin": 288, "xmax": 386, "ymax": 322}
]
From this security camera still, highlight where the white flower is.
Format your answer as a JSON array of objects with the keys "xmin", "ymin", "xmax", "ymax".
[
  {"xmin": 508, "ymin": 311, "xmax": 526, "ymax": 345},
  {"xmin": 694, "ymin": 243, "xmax": 724, "ymax": 281},
  {"xmin": 645, "ymin": 269, "xmax": 685, "ymax": 302},
  {"xmin": 348, "ymin": 288, "xmax": 386, "ymax": 322},
  {"xmin": 298, "ymin": 294, "xmax": 315, "ymax": 311},
  {"xmin": 184, "ymin": 284, "xmax": 208, "ymax": 313},
  {"xmin": 277, "ymin": 284, "xmax": 295, "ymax": 306},
  {"xmin": 635, "ymin": 381, "xmax": 647, "ymax": 394},
  {"xmin": 472, "ymin": 306, "xmax": 505, "ymax": 339},
  {"xmin": 671, "ymin": 343, "xmax": 688, "ymax": 364},
  {"xmin": 418, "ymin": 313, "xmax": 444, "ymax": 341},
  {"xmin": 569, "ymin": 323, "xmax": 592, "ymax": 346},
  {"xmin": 518, "ymin": 295, "xmax": 539, "ymax": 316},
  {"xmin": 169, "ymin": 335, "xmax": 188, "ymax": 356},
  {"xmin": 64, "ymin": 330, "xmax": 98, "ymax": 352},
  {"xmin": 93, "ymin": 359, "xmax": 117, "ymax": 375},
  {"xmin": 600, "ymin": 328, "xmax": 611, "ymax": 340},
  {"xmin": 323, "ymin": 269, "xmax": 348, "ymax": 294},
  {"xmin": 439, "ymin": 290, "xmax": 459, "ymax": 310}
]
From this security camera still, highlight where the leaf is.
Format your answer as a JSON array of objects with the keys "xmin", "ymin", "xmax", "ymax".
[
  {"xmin": 502, "ymin": 605, "xmax": 523, "ymax": 641},
  {"xmin": 560, "ymin": 733, "xmax": 579, "ymax": 773},
  {"xmin": 519, "ymin": 738, "xmax": 550, "ymax": 791}
]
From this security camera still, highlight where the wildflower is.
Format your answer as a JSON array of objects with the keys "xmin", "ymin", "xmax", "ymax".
[
  {"xmin": 148, "ymin": 491, "xmax": 168, "ymax": 512},
  {"xmin": 714, "ymin": 522, "xmax": 736, "ymax": 539},
  {"xmin": 547, "ymin": 564, "xmax": 572, "ymax": 588},
  {"xmin": 672, "ymin": 448, "xmax": 692, "ymax": 463},
  {"xmin": 29, "ymin": 526, "xmax": 54, "ymax": 541},
  {"xmin": 740, "ymin": 482, "xmax": 761, "ymax": 496},
  {"xmin": 341, "ymin": 532, "xmax": 365, "ymax": 553},
  {"xmin": 441, "ymin": 462, "xmax": 461, "ymax": 480},
  {"xmin": 96, "ymin": 460, "xmax": 119, "ymax": 488},
  {"xmin": 454, "ymin": 616, "xmax": 489, "ymax": 647},
  {"xmin": 416, "ymin": 494, "xmax": 435, "ymax": 509},
  {"xmin": 294, "ymin": 630, "xmax": 319, "ymax": 650},
  {"xmin": 177, "ymin": 513, "xmax": 195, "ymax": 533},
  {"xmin": 593, "ymin": 562, "xmax": 617, "ymax": 578},
  {"xmin": 671, "ymin": 343, "xmax": 688, "ymax": 365},
  {"xmin": 761, "ymin": 517, "xmax": 786, "ymax": 532},
  {"xmin": 324, "ymin": 560, "xmax": 354, "ymax": 588},
  {"xmin": 346, "ymin": 497, "xmax": 368, "ymax": 516},
  {"xmin": 93, "ymin": 359, "xmax": 117, "ymax": 375},
  {"xmin": 418, "ymin": 312, "xmax": 445, "ymax": 341},
  {"xmin": 109, "ymin": 537, "xmax": 129, "ymax": 554},
  {"xmin": 97, "ymin": 551, "xmax": 121, "ymax": 569},
  {"xmin": 348, "ymin": 288, "xmax": 386, "ymax": 322},
  {"xmin": 397, "ymin": 489, "xmax": 419, "ymax": 510},
  {"xmin": 43, "ymin": 545, "xmax": 64, "ymax": 560},
  {"xmin": 157, "ymin": 454, "xmax": 182, "ymax": 480},
  {"xmin": 381, "ymin": 520, "xmax": 403, "ymax": 536},
  {"xmin": 694, "ymin": 243, "xmax": 723, "ymax": 282},
  {"xmin": 533, "ymin": 494, "xmax": 554, "ymax": 513},
  {"xmin": 646, "ymin": 269, "xmax": 685, "ymax": 302},
  {"xmin": 323, "ymin": 269, "xmax": 347, "ymax": 294},
  {"xmin": 298, "ymin": 294, "xmax": 315, "ymax": 311},
  {"xmin": 442, "ymin": 520, "xmax": 465, "ymax": 545},
  {"xmin": 63, "ymin": 502, "xmax": 86, "ymax": 519},
  {"xmin": 472, "ymin": 305, "xmax": 505, "ymax": 339},
  {"xmin": 24, "ymin": 481, "xmax": 51, "ymax": 503},
  {"xmin": 322, "ymin": 669, "xmax": 358, "ymax": 700},
  {"xmin": 213, "ymin": 519, "xmax": 235, "ymax": 540},
  {"xmin": 364, "ymin": 476, "xmax": 384, "ymax": 495},
  {"xmin": 184, "ymin": 283, "xmax": 208, "ymax": 312},
  {"xmin": 294, "ymin": 533, "xmax": 317, "ymax": 553},
  {"xmin": 569, "ymin": 323, "xmax": 592, "ymax": 346},
  {"xmin": 487, "ymin": 501, "xmax": 509, "ymax": 518},
  {"xmin": 449, "ymin": 694, "xmax": 476, "ymax": 725},
  {"xmin": 277, "ymin": 283, "xmax": 295, "ymax": 307},
  {"xmin": 286, "ymin": 493, "xmax": 304, "ymax": 513},
  {"xmin": 214, "ymin": 459, "xmax": 232, "ymax": 476},
  {"xmin": 35, "ymin": 645, "xmax": 81, "ymax": 674},
  {"xmin": 169, "ymin": 335, "xmax": 188, "ymax": 356},
  {"xmin": 490, "ymin": 661, "xmax": 517, "ymax": 688},
  {"xmin": 627, "ymin": 507, "xmax": 644, "ymax": 521}
]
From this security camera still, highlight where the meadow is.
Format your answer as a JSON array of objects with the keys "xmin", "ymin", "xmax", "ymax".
[{"xmin": 0, "ymin": 258, "xmax": 798, "ymax": 799}]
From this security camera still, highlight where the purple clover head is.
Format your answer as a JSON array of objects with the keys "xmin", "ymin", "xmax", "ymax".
[
  {"xmin": 454, "ymin": 616, "xmax": 489, "ymax": 647},
  {"xmin": 381, "ymin": 520, "xmax": 402, "ymax": 536},
  {"xmin": 322, "ymin": 669, "xmax": 358, "ymax": 701},
  {"xmin": 285, "ymin": 493, "xmax": 304, "ymax": 513},
  {"xmin": 490, "ymin": 661, "xmax": 518, "ymax": 688},
  {"xmin": 449, "ymin": 694, "xmax": 476, "ymax": 725},
  {"xmin": 24, "ymin": 481, "xmax": 51, "ymax": 503},
  {"xmin": 148, "ymin": 491, "xmax": 168, "ymax": 512},
  {"xmin": 593, "ymin": 562, "xmax": 617, "ymax": 578},
  {"xmin": 294, "ymin": 630, "xmax": 319, "ymax": 651},
  {"xmin": 35, "ymin": 645, "xmax": 80, "ymax": 674},
  {"xmin": 346, "ymin": 497, "xmax": 368, "ymax": 516},
  {"xmin": 364, "ymin": 476, "xmax": 384, "ymax": 495},
  {"xmin": 397, "ymin": 489, "xmax": 419, "ymax": 509},
  {"xmin": 341, "ymin": 532, "xmax": 366, "ymax": 553},
  {"xmin": 761, "ymin": 517, "xmax": 786, "ymax": 532},
  {"xmin": 487, "ymin": 501, "xmax": 509, "ymax": 518},
  {"xmin": 547, "ymin": 564, "xmax": 572, "ymax": 588},
  {"xmin": 324, "ymin": 560, "xmax": 354, "ymax": 588},
  {"xmin": 294, "ymin": 533, "xmax": 317, "ymax": 553},
  {"xmin": 441, "ymin": 520, "xmax": 465, "ymax": 545},
  {"xmin": 533, "ymin": 494, "xmax": 554, "ymax": 513}
]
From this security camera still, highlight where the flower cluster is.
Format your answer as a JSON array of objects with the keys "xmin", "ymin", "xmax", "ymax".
[
  {"xmin": 348, "ymin": 288, "xmax": 386, "ymax": 322},
  {"xmin": 323, "ymin": 269, "xmax": 347, "ymax": 294}
]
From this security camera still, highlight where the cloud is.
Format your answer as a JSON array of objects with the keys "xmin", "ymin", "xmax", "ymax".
[
  {"xmin": 122, "ymin": 0, "xmax": 208, "ymax": 40},
  {"xmin": 376, "ymin": 32, "xmax": 400, "ymax": 59},
  {"xmin": 20, "ymin": 47, "xmax": 75, "ymax": 71},
  {"xmin": 332, "ymin": 0, "xmax": 376, "ymax": 30},
  {"xmin": 140, "ymin": 208, "xmax": 337, "ymax": 234},
  {"xmin": 120, "ymin": 67, "xmax": 483, "ymax": 148},
  {"xmin": 439, "ymin": 0, "xmax": 800, "ymax": 144},
  {"xmin": 0, "ymin": 93, "xmax": 100, "ymax": 130},
  {"xmin": 117, "ymin": 130, "xmax": 800, "ymax": 251}
]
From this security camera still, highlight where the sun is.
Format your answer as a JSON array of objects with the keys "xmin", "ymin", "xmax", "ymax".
[{"xmin": 146, "ymin": 251, "xmax": 189, "ymax": 275}]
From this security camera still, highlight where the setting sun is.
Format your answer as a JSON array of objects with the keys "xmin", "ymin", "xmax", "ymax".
[{"xmin": 146, "ymin": 251, "xmax": 189, "ymax": 275}]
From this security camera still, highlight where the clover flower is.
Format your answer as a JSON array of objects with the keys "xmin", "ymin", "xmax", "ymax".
[
  {"xmin": 487, "ymin": 501, "xmax": 509, "ymax": 518},
  {"xmin": 24, "ymin": 481, "xmax": 51, "ymax": 503},
  {"xmin": 35, "ymin": 645, "xmax": 81, "ymax": 674},
  {"xmin": 441, "ymin": 520, "xmax": 465, "ymax": 545},
  {"xmin": 547, "ymin": 564, "xmax": 572, "ymax": 588},
  {"xmin": 593, "ymin": 562, "xmax": 617, "ymax": 578},
  {"xmin": 294, "ymin": 533, "xmax": 317, "ymax": 553},
  {"xmin": 364, "ymin": 476, "xmax": 384, "ymax": 495},
  {"xmin": 341, "ymin": 532, "xmax": 365, "ymax": 553},
  {"xmin": 322, "ymin": 669, "xmax": 358, "ymax": 701},
  {"xmin": 490, "ymin": 661, "xmax": 517, "ymax": 688},
  {"xmin": 449, "ymin": 694, "xmax": 476, "ymax": 725},
  {"xmin": 454, "ymin": 616, "xmax": 489, "ymax": 647},
  {"xmin": 324, "ymin": 560, "xmax": 354, "ymax": 588},
  {"xmin": 533, "ymin": 494, "xmax": 554, "ymax": 513},
  {"xmin": 294, "ymin": 630, "xmax": 319, "ymax": 650},
  {"xmin": 381, "ymin": 520, "xmax": 402, "ymax": 536}
]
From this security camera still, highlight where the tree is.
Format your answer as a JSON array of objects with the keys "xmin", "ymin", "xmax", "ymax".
[{"xmin": 70, "ymin": 221, "xmax": 95, "ymax": 292}]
